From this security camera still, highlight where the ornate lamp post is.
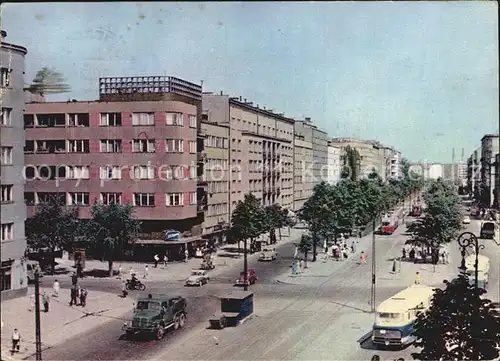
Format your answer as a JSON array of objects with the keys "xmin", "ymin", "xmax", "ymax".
[{"xmin": 456, "ymin": 232, "xmax": 484, "ymax": 290}]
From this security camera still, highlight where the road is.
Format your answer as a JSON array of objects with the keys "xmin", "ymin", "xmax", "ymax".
[{"xmin": 33, "ymin": 217, "xmax": 500, "ymax": 361}]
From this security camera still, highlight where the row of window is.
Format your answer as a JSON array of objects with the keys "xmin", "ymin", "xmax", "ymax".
[
  {"xmin": 22, "ymin": 112, "xmax": 197, "ymax": 128},
  {"xmin": 205, "ymin": 136, "xmax": 228, "ymax": 149},
  {"xmin": 24, "ymin": 165, "xmax": 198, "ymax": 181},
  {"xmin": 206, "ymin": 203, "xmax": 229, "ymax": 217},
  {"xmin": 25, "ymin": 139, "xmax": 193, "ymax": 154},
  {"xmin": 207, "ymin": 181, "xmax": 229, "ymax": 194},
  {"xmin": 23, "ymin": 192, "xmax": 198, "ymax": 207}
]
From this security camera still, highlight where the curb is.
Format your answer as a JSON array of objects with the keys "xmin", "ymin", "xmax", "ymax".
[{"xmin": 276, "ymin": 278, "xmax": 300, "ymax": 285}]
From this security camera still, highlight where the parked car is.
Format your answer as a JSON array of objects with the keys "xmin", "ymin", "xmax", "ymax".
[
  {"xmin": 480, "ymin": 221, "xmax": 496, "ymax": 239},
  {"xmin": 462, "ymin": 216, "xmax": 471, "ymax": 224},
  {"xmin": 489, "ymin": 302, "xmax": 500, "ymax": 319},
  {"xmin": 185, "ymin": 269, "xmax": 210, "ymax": 287},
  {"xmin": 235, "ymin": 268, "xmax": 257, "ymax": 286}
]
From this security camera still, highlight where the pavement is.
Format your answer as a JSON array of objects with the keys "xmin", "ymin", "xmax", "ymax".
[{"xmin": 0, "ymin": 287, "xmax": 134, "ymax": 361}]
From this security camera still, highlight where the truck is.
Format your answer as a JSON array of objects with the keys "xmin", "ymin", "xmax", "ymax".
[{"xmin": 122, "ymin": 294, "xmax": 187, "ymax": 340}]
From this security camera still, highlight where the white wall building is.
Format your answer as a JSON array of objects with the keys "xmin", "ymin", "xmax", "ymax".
[
  {"xmin": 428, "ymin": 163, "xmax": 444, "ymax": 180},
  {"xmin": 327, "ymin": 141, "xmax": 341, "ymax": 185},
  {"xmin": 389, "ymin": 150, "xmax": 402, "ymax": 179}
]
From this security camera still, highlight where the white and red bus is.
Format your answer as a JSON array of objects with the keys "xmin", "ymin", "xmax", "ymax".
[{"xmin": 381, "ymin": 207, "xmax": 405, "ymax": 235}]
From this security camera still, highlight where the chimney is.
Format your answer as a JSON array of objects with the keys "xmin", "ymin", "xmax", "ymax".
[
  {"xmin": 220, "ymin": 91, "xmax": 223, "ymax": 95},
  {"xmin": 244, "ymin": 98, "xmax": 247, "ymax": 102},
  {"xmin": 1, "ymin": 30, "xmax": 6, "ymax": 42}
]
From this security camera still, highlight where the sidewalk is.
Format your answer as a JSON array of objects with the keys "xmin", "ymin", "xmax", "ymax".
[
  {"xmin": 53, "ymin": 227, "xmax": 306, "ymax": 284},
  {"xmin": 0, "ymin": 287, "xmax": 134, "ymax": 360}
]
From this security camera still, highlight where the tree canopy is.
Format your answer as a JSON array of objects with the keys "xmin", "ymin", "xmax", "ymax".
[{"xmin": 412, "ymin": 275, "xmax": 500, "ymax": 361}]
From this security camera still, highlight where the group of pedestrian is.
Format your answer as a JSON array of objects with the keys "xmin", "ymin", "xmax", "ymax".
[
  {"xmin": 69, "ymin": 271, "xmax": 88, "ymax": 306},
  {"xmin": 402, "ymin": 247, "xmax": 449, "ymax": 264}
]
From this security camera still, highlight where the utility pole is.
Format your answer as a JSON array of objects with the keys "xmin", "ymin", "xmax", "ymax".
[
  {"xmin": 370, "ymin": 217, "xmax": 376, "ymax": 313},
  {"xmin": 34, "ymin": 270, "xmax": 42, "ymax": 361},
  {"xmin": 243, "ymin": 238, "xmax": 248, "ymax": 291}
]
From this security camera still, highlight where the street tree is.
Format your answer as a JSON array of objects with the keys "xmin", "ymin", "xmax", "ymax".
[
  {"xmin": 264, "ymin": 204, "xmax": 284, "ymax": 243},
  {"xmin": 27, "ymin": 67, "xmax": 71, "ymax": 95},
  {"xmin": 230, "ymin": 193, "xmax": 266, "ymax": 252},
  {"xmin": 297, "ymin": 233, "xmax": 312, "ymax": 268},
  {"xmin": 84, "ymin": 202, "xmax": 141, "ymax": 277},
  {"xmin": 412, "ymin": 275, "xmax": 500, "ymax": 361},
  {"xmin": 341, "ymin": 145, "xmax": 361, "ymax": 181},
  {"xmin": 25, "ymin": 195, "xmax": 80, "ymax": 274}
]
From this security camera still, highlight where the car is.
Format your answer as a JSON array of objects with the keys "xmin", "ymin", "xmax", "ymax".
[
  {"xmin": 462, "ymin": 216, "xmax": 471, "ymax": 224},
  {"xmin": 235, "ymin": 268, "xmax": 257, "ymax": 286},
  {"xmin": 185, "ymin": 269, "xmax": 210, "ymax": 286},
  {"xmin": 480, "ymin": 221, "xmax": 495, "ymax": 239}
]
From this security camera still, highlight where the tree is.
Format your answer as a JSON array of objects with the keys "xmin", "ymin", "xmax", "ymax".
[
  {"xmin": 264, "ymin": 204, "xmax": 284, "ymax": 244},
  {"xmin": 297, "ymin": 233, "xmax": 312, "ymax": 268},
  {"xmin": 27, "ymin": 67, "xmax": 71, "ymax": 95},
  {"xmin": 25, "ymin": 195, "xmax": 80, "ymax": 274},
  {"xmin": 412, "ymin": 275, "xmax": 500, "ymax": 361},
  {"xmin": 84, "ymin": 202, "xmax": 141, "ymax": 276},
  {"xmin": 341, "ymin": 145, "xmax": 361, "ymax": 181},
  {"xmin": 230, "ymin": 193, "xmax": 266, "ymax": 252}
]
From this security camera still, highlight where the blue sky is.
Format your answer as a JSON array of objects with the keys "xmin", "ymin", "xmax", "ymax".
[{"xmin": 3, "ymin": 2, "xmax": 498, "ymax": 163}]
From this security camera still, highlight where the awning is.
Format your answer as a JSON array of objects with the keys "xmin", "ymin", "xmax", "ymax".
[{"xmin": 135, "ymin": 235, "xmax": 203, "ymax": 245}]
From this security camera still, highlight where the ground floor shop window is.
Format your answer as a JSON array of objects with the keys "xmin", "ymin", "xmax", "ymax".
[{"xmin": 0, "ymin": 268, "xmax": 12, "ymax": 291}]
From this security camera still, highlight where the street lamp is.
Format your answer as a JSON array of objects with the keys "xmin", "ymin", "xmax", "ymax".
[
  {"xmin": 456, "ymin": 231, "xmax": 484, "ymax": 290},
  {"xmin": 34, "ymin": 269, "xmax": 42, "ymax": 361}
]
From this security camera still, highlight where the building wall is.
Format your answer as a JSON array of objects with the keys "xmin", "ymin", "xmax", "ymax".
[
  {"xmin": 1, "ymin": 32, "xmax": 28, "ymax": 297},
  {"xmin": 311, "ymin": 124, "xmax": 329, "ymax": 185},
  {"xmin": 24, "ymin": 100, "xmax": 203, "ymax": 233},
  {"xmin": 201, "ymin": 122, "xmax": 230, "ymax": 235},
  {"xmin": 327, "ymin": 143, "xmax": 341, "ymax": 185},
  {"xmin": 293, "ymin": 136, "xmax": 313, "ymax": 211},
  {"xmin": 481, "ymin": 135, "xmax": 499, "ymax": 205},
  {"xmin": 389, "ymin": 149, "xmax": 402, "ymax": 180}
]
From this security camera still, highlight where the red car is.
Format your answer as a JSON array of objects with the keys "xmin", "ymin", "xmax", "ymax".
[{"xmin": 235, "ymin": 268, "xmax": 257, "ymax": 286}]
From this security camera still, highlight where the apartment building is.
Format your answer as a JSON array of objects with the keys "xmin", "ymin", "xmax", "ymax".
[
  {"xmin": 311, "ymin": 121, "xmax": 329, "ymax": 186},
  {"xmin": 330, "ymin": 138, "xmax": 384, "ymax": 180},
  {"xmin": 327, "ymin": 141, "xmax": 341, "ymax": 186},
  {"xmin": 293, "ymin": 120, "xmax": 314, "ymax": 211},
  {"xmin": 200, "ymin": 120, "xmax": 230, "ymax": 242},
  {"xmin": 467, "ymin": 146, "xmax": 482, "ymax": 193},
  {"xmin": 386, "ymin": 148, "xmax": 402, "ymax": 180},
  {"xmin": 481, "ymin": 134, "xmax": 499, "ymax": 206},
  {"xmin": 1, "ymin": 30, "xmax": 28, "ymax": 297},
  {"xmin": 24, "ymin": 76, "xmax": 209, "ymax": 247},
  {"xmin": 442, "ymin": 163, "xmax": 467, "ymax": 185},
  {"xmin": 202, "ymin": 93, "xmax": 295, "ymax": 215}
]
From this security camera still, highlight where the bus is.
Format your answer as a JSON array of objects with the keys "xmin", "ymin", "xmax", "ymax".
[
  {"xmin": 465, "ymin": 254, "xmax": 490, "ymax": 289},
  {"xmin": 380, "ymin": 207, "xmax": 405, "ymax": 235},
  {"xmin": 372, "ymin": 285, "xmax": 434, "ymax": 347}
]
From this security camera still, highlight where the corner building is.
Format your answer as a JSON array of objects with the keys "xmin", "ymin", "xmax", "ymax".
[
  {"xmin": 24, "ymin": 76, "xmax": 209, "ymax": 246},
  {"xmin": 202, "ymin": 93, "xmax": 295, "ymax": 215},
  {"xmin": 1, "ymin": 30, "xmax": 28, "ymax": 298}
]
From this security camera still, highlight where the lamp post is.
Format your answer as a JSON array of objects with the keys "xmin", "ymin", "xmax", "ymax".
[
  {"xmin": 456, "ymin": 231, "xmax": 484, "ymax": 290},
  {"xmin": 34, "ymin": 269, "xmax": 42, "ymax": 361}
]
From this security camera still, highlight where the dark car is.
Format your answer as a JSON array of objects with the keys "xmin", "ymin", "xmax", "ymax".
[
  {"xmin": 235, "ymin": 268, "xmax": 257, "ymax": 286},
  {"xmin": 480, "ymin": 222, "xmax": 495, "ymax": 239}
]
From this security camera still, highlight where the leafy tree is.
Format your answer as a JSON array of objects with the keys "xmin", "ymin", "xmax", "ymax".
[
  {"xmin": 412, "ymin": 275, "xmax": 500, "ymax": 361},
  {"xmin": 25, "ymin": 195, "xmax": 80, "ymax": 274},
  {"xmin": 27, "ymin": 67, "xmax": 71, "ymax": 95},
  {"xmin": 83, "ymin": 202, "xmax": 141, "ymax": 276},
  {"xmin": 297, "ymin": 233, "xmax": 312, "ymax": 268},
  {"xmin": 264, "ymin": 204, "xmax": 285, "ymax": 243},
  {"xmin": 230, "ymin": 193, "xmax": 266, "ymax": 251},
  {"xmin": 341, "ymin": 145, "xmax": 361, "ymax": 181}
]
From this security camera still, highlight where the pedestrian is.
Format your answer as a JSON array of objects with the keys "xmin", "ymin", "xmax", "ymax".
[
  {"xmin": 441, "ymin": 252, "xmax": 446, "ymax": 264},
  {"xmin": 42, "ymin": 292, "xmax": 50, "ymax": 312},
  {"xmin": 293, "ymin": 246, "xmax": 298, "ymax": 260},
  {"xmin": 79, "ymin": 288, "xmax": 87, "ymax": 307},
  {"xmin": 184, "ymin": 248, "xmax": 189, "ymax": 263},
  {"xmin": 143, "ymin": 264, "xmax": 149, "ymax": 279},
  {"xmin": 402, "ymin": 248, "xmax": 407, "ymax": 260},
  {"xmin": 52, "ymin": 279, "xmax": 60, "ymax": 298},
  {"xmin": 371, "ymin": 356, "xmax": 380, "ymax": 361},
  {"xmin": 11, "ymin": 328, "xmax": 21, "ymax": 353},
  {"xmin": 129, "ymin": 267, "xmax": 135, "ymax": 278},
  {"xmin": 409, "ymin": 248, "xmax": 416, "ymax": 260},
  {"xmin": 154, "ymin": 254, "xmax": 159, "ymax": 268},
  {"xmin": 121, "ymin": 280, "xmax": 128, "ymax": 298},
  {"xmin": 415, "ymin": 271, "xmax": 421, "ymax": 285},
  {"xmin": 76, "ymin": 262, "xmax": 83, "ymax": 278},
  {"xmin": 360, "ymin": 251, "xmax": 367, "ymax": 264},
  {"xmin": 117, "ymin": 264, "xmax": 123, "ymax": 279},
  {"xmin": 71, "ymin": 271, "xmax": 78, "ymax": 286},
  {"xmin": 28, "ymin": 294, "xmax": 35, "ymax": 312},
  {"xmin": 351, "ymin": 240, "xmax": 356, "ymax": 253},
  {"xmin": 69, "ymin": 286, "xmax": 78, "ymax": 306},
  {"xmin": 163, "ymin": 255, "xmax": 168, "ymax": 268},
  {"xmin": 299, "ymin": 259, "xmax": 305, "ymax": 273}
]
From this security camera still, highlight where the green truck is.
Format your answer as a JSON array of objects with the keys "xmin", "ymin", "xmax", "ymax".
[{"xmin": 122, "ymin": 294, "xmax": 187, "ymax": 340}]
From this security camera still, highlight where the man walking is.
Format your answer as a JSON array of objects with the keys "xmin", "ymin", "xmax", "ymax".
[
  {"xmin": 42, "ymin": 292, "xmax": 50, "ymax": 312},
  {"xmin": 163, "ymin": 255, "xmax": 168, "ymax": 268},
  {"xmin": 184, "ymin": 248, "xmax": 189, "ymax": 263},
  {"xmin": 79, "ymin": 288, "xmax": 87, "ymax": 307},
  {"xmin": 71, "ymin": 271, "xmax": 78, "ymax": 286},
  {"xmin": 11, "ymin": 328, "xmax": 21, "ymax": 353},
  {"xmin": 415, "ymin": 271, "xmax": 421, "ymax": 285},
  {"xmin": 52, "ymin": 279, "xmax": 60, "ymax": 298},
  {"xmin": 143, "ymin": 264, "xmax": 149, "ymax": 279},
  {"xmin": 154, "ymin": 254, "xmax": 159, "ymax": 268},
  {"xmin": 69, "ymin": 285, "xmax": 78, "ymax": 306}
]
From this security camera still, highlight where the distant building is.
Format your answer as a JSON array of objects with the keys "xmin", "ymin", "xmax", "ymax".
[
  {"xmin": 442, "ymin": 163, "xmax": 467, "ymax": 185},
  {"xmin": 293, "ymin": 120, "xmax": 314, "ymax": 211},
  {"xmin": 1, "ymin": 30, "xmax": 28, "ymax": 298},
  {"xmin": 481, "ymin": 134, "xmax": 499, "ymax": 206},
  {"xmin": 327, "ymin": 141, "xmax": 341, "ymax": 185}
]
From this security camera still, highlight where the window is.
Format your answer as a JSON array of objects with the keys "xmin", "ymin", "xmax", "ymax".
[
  {"xmin": 68, "ymin": 113, "xmax": 89, "ymax": 127},
  {"xmin": 1, "ymin": 108, "xmax": 12, "ymax": 126},
  {"xmin": 100, "ymin": 140, "xmax": 122, "ymax": 153},
  {"xmin": 165, "ymin": 193, "xmax": 184, "ymax": 206},
  {"xmin": 134, "ymin": 193, "xmax": 155, "ymax": 206},
  {"xmin": 100, "ymin": 166, "xmax": 121, "ymax": 180},
  {"xmin": 1, "ymin": 147, "xmax": 13, "ymax": 165},
  {"xmin": 132, "ymin": 112, "xmax": 154, "ymax": 126},
  {"xmin": 69, "ymin": 192, "xmax": 90, "ymax": 206},
  {"xmin": 100, "ymin": 113, "xmax": 122, "ymax": 126},
  {"xmin": 189, "ymin": 192, "xmax": 197, "ymax": 205},
  {"xmin": 166, "ymin": 112, "xmax": 183, "ymax": 126},
  {"xmin": 24, "ymin": 192, "xmax": 35, "ymax": 205},
  {"xmin": 133, "ymin": 166, "xmax": 155, "ymax": 180},
  {"xmin": 67, "ymin": 140, "xmax": 89, "ymax": 153},
  {"xmin": 1, "ymin": 185, "xmax": 13, "ymax": 203},
  {"xmin": 172, "ymin": 166, "xmax": 185, "ymax": 180},
  {"xmin": 189, "ymin": 115, "xmax": 197, "ymax": 128},
  {"xmin": 66, "ymin": 166, "xmax": 89, "ymax": 179},
  {"xmin": 101, "ymin": 192, "xmax": 122, "ymax": 205},
  {"xmin": 132, "ymin": 139, "xmax": 155, "ymax": 153},
  {"xmin": 190, "ymin": 165, "xmax": 197, "ymax": 179},
  {"xmin": 1, "ymin": 268, "xmax": 12, "ymax": 291},
  {"xmin": 165, "ymin": 139, "xmax": 183, "ymax": 152},
  {"xmin": 189, "ymin": 141, "xmax": 197, "ymax": 153},
  {"xmin": 1, "ymin": 68, "xmax": 11, "ymax": 88},
  {"xmin": 1, "ymin": 223, "xmax": 14, "ymax": 242}
]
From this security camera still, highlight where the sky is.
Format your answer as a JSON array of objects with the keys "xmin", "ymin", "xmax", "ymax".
[{"xmin": 2, "ymin": 2, "xmax": 498, "ymax": 163}]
